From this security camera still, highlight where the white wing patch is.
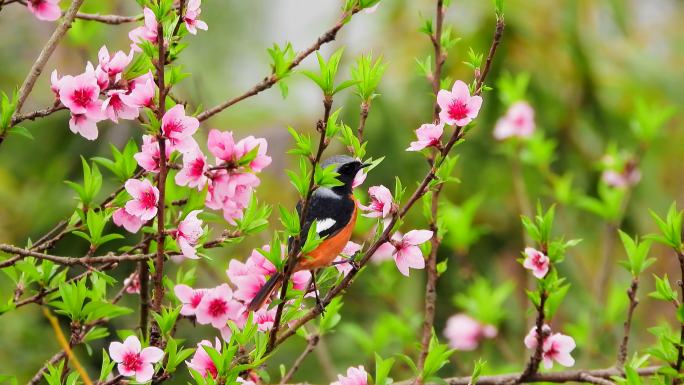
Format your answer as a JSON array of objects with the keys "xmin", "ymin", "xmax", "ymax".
[{"xmin": 315, "ymin": 218, "xmax": 336, "ymax": 234}]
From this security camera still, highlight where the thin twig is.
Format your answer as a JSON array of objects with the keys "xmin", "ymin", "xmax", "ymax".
[
  {"xmin": 416, "ymin": 0, "xmax": 446, "ymax": 379},
  {"xmin": 280, "ymin": 334, "xmax": 320, "ymax": 384},
  {"xmin": 196, "ymin": 7, "xmax": 361, "ymax": 122},
  {"xmin": 616, "ymin": 278, "xmax": 639, "ymax": 367},
  {"xmin": 674, "ymin": 251, "xmax": 684, "ymax": 385}
]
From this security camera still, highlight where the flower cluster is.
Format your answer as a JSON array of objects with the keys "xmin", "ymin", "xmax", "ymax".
[
  {"xmin": 524, "ymin": 324, "xmax": 576, "ymax": 369},
  {"xmin": 51, "ymin": 46, "xmax": 152, "ymax": 140},
  {"xmin": 406, "ymin": 80, "xmax": 483, "ymax": 153},
  {"xmin": 443, "ymin": 313, "xmax": 497, "ymax": 351}
]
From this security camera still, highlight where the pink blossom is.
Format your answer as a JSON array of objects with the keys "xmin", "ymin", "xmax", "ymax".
[
  {"xmin": 186, "ymin": 339, "xmax": 220, "ymax": 378},
  {"xmin": 331, "ymin": 366, "xmax": 368, "ymax": 385},
  {"xmin": 352, "ymin": 170, "xmax": 367, "ymax": 189},
  {"xmin": 254, "ymin": 307, "xmax": 277, "ymax": 331},
  {"xmin": 59, "ymin": 71, "xmax": 102, "ymax": 118},
  {"xmin": 176, "ymin": 150, "xmax": 208, "ymax": 190},
  {"xmin": 98, "ymin": 46, "xmax": 133, "ymax": 77},
  {"xmin": 183, "ymin": 0, "xmax": 208, "ymax": 35},
  {"xmin": 124, "ymin": 273, "xmax": 141, "ymax": 294},
  {"xmin": 195, "ymin": 284, "xmax": 242, "ymax": 328},
  {"xmin": 523, "ymin": 247, "xmax": 550, "ymax": 279},
  {"xmin": 109, "ymin": 335, "xmax": 164, "ymax": 383},
  {"xmin": 50, "ymin": 70, "xmax": 64, "ymax": 96},
  {"xmin": 235, "ymin": 136, "xmax": 272, "ymax": 172},
  {"xmin": 174, "ymin": 284, "xmax": 208, "ymax": 316},
  {"xmin": 69, "ymin": 113, "xmax": 101, "ymax": 141},
  {"xmin": 27, "ymin": 0, "xmax": 61, "ymax": 21},
  {"xmin": 524, "ymin": 325, "xmax": 575, "ymax": 369},
  {"xmin": 542, "ymin": 333, "xmax": 576, "ymax": 369},
  {"xmin": 206, "ymin": 172, "xmax": 260, "ymax": 224},
  {"xmin": 103, "ymin": 90, "xmax": 139, "ymax": 123},
  {"xmin": 174, "ymin": 210, "xmax": 203, "ymax": 260},
  {"xmin": 524, "ymin": 324, "xmax": 551, "ymax": 350},
  {"xmin": 444, "ymin": 313, "xmax": 497, "ymax": 351},
  {"xmin": 359, "ymin": 185, "xmax": 394, "ymax": 219},
  {"xmin": 121, "ymin": 73, "xmax": 155, "ymax": 108},
  {"xmin": 373, "ymin": 230, "xmax": 433, "ymax": 276},
  {"xmin": 207, "ymin": 129, "xmax": 236, "ymax": 162},
  {"xmin": 129, "ymin": 8, "xmax": 158, "ymax": 51},
  {"xmin": 437, "ymin": 80, "xmax": 482, "ymax": 127},
  {"xmin": 493, "ymin": 101, "xmax": 535, "ymax": 140},
  {"xmin": 333, "ymin": 241, "xmax": 362, "ymax": 276},
  {"xmin": 407, "ymin": 123, "xmax": 444, "ymax": 151},
  {"xmin": 602, "ymin": 167, "xmax": 641, "ymax": 189},
  {"xmin": 86, "ymin": 61, "xmax": 110, "ymax": 91},
  {"xmin": 124, "ymin": 179, "xmax": 159, "ymax": 221},
  {"xmin": 207, "ymin": 130, "xmax": 272, "ymax": 172},
  {"xmin": 161, "ymin": 104, "xmax": 199, "ymax": 153},
  {"xmin": 113, "ymin": 207, "xmax": 145, "ymax": 233},
  {"xmin": 135, "ymin": 135, "xmax": 171, "ymax": 173}
]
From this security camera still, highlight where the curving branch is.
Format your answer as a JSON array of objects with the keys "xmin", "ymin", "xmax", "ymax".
[{"xmin": 196, "ymin": 7, "xmax": 361, "ymax": 122}]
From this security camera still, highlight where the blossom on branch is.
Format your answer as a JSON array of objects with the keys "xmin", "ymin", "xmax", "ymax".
[
  {"xmin": 173, "ymin": 210, "xmax": 204, "ymax": 260},
  {"xmin": 373, "ymin": 230, "xmax": 433, "ymax": 276},
  {"xmin": 113, "ymin": 207, "xmax": 145, "ymax": 233},
  {"xmin": 443, "ymin": 313, "xmax": 497, "ymax": 350},
  {"xmin": 359, "ymin": 185, "xmax": 395, "ymax": 219},
  {"xmin": 195, "ymin": 284, "xmax": 243, "ymax": 328},
  {"xmin": 175, "ymin": 149, "xmax": 209, "ymax": 190},
  {"xmin": 174, "ymin": 284, "xmax": 209, "ymax": 316},
  {"xmin": 161, "ymin": 104, "xmax": 200, "ymax": 153},
  {"xmin": 437, "ymin": 80, "xmax": 482, "ymax": 127},
  {"xmin": 186, "ymin": 338, "xmax": 221, "ymax": 378},
  {"xmin": 524, "ymin": 324, "xmax": 576, "ymax": 369},
  {"xmin": 109, "ymin": 335, "xmax": 164, "ymax": 383},
  {"xmin": 407, "ymin": 122, "xmax": 444, "ymax": 151},
  {"xmin": 97, "ymin": 46, "xmax": 133, "ymax": 78},
  {"xmin": 522, "ymin": 247, "xmax": 550, "ymax": 279},
  {"xmin": 129, "ymin": 8, "xmax": 158, "ymax": 51},
  {"xmin": 124, "ymin": 178, "xmax": 159, "ymax": 221},
  {"xmin": 134, "ymin": 135, "xmax": 172, "ymax": 173},
  {"xmin": 27, "ymin": 0, "xmax": 61, "ymax": 21},
  {"xmin": 331, "ymin": 366, "xmax": 368, "ymax": 385},
  {"xmin": 184, "ymin": 0, "xmax": 208, "ymax": 35}
]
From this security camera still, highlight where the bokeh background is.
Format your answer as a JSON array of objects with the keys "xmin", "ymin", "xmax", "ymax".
[{"xmin": 1, "ymin": 0, "xmax": 683, "ymax": 383}]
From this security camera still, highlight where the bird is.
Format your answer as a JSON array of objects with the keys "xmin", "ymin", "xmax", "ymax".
[{"xmin": 246, "ymin": 155, "xmax": 369, "ymax": 312}]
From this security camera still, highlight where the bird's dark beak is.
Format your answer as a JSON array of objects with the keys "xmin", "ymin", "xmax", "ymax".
[{"xmin": 360, "ymin": 162, "xmax": 371, "ymax": 169}]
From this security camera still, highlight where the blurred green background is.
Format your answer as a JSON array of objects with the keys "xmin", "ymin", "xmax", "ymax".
[{"xmin": 1, "ymin": 0, "xmax": 683, "ymax": 383}]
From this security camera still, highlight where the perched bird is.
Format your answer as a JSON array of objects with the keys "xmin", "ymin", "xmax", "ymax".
[{"xmin": 247, "ymin": 155, "xmax": 369, "ymax": 311}]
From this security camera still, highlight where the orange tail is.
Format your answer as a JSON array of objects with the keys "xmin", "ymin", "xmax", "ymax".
[{"xmin": 247, "ymin": 271, "xmax": 283, "ymax": 312}]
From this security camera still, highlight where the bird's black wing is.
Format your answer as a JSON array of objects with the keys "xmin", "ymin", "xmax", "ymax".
[{"xmin": 289, "ymin": 188, "xmax": 355, "ymax": 251}]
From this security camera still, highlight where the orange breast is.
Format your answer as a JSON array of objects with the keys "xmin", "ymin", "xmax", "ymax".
[{"xmin": 295, "ymin": 197, "xmax": 357, "ymax": 271}]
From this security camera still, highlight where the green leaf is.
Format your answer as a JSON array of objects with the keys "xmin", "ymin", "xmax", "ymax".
[{"xmin": 7, "ymin": 126, "xmax": 33, "ymax": 140}]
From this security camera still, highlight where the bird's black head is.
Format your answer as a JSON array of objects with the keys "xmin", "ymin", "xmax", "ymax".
[{"xmin": 321, "ymin": 155, "xmax": 369, "ymax": 194}]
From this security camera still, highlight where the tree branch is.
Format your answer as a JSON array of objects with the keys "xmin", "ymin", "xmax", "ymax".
[
  {"xmin": 196, "ymin": 8, "xmax": 360, "ymax": 122},
  {"xmin": 279, "ymin": 334, "xmax": 320, "ymax": 384},
  {"xmin": 616, "ymin": 278, "xmax": 639, "ymax": 366}
]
